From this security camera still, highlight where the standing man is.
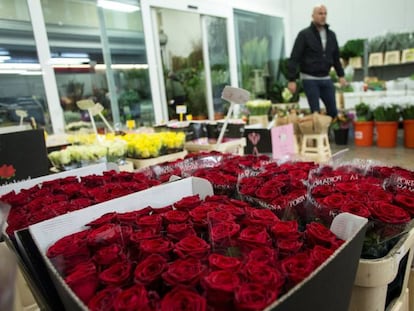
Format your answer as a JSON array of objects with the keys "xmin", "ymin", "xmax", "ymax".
[{"xmin": 287, "ymin": 4, "xmax": 346, "ymax": 118}]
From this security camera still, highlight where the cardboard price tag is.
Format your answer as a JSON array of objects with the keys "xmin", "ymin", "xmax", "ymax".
[
  {"xmin": 176, "ymin": 105, "xmax": 187, "ymax": 114},
  {"xmin": 221, "ymin": 86, "xmax": 250, "ymax": 104},
  {"xmin": 271, "ymin": 123, "xmax": 295, "ymax": 159}
]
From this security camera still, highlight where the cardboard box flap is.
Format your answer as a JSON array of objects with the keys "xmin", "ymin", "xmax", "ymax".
[{"xmin": 29, "ymin": 177, "xmax": 213, "ymax": 254}]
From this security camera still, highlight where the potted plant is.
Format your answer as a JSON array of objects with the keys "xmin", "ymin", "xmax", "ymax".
[
  {"xmin": 353, "ymin": 102, "xmax": 374, "ymax": 146},
  {"xmin": 331, "ymin": 110, "xmax": 354, "ymax": 145},
  {"xmin": 373, "ymin": 101, "xmax": 400, "ymax": 148},
  {"xmin": 400, "ymin": 101, "xmax": 414, "ymax": 148}
]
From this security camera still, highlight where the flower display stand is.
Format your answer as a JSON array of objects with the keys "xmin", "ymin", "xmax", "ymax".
[
  {"xmin": 300, "ymin": 133, "xmax": 331, "ymax": 162},
  {"xmin": 127, "ymin": 150, "xmax": 188, "ymax": 169},
  {"xmin": 349, "ymin": 226, "xmax": 414, "ymax": 311}
]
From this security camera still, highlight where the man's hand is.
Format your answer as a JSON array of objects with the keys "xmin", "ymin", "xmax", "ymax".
[
  {"xmin": 339, "ymin": 77, "xmax": 347, "ymax": 87},
  {"xmin": 287, "ymin": 81, "xmax": 297, "ymax": 94}
]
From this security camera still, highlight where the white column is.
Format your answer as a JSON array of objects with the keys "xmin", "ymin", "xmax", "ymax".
[{"xmin": 27, "ymin": 0, "xmax": 65, "ymax": 134}]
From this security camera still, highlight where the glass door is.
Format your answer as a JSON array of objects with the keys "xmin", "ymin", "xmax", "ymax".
[{"xmin": 141, "ymin": 0, "xmax": 236, "ymax": 123}]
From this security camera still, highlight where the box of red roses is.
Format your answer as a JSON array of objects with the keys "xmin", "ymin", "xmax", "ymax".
[{"xmin": 24, "ymin": 176, "xmax": 367, "ymax": 311}]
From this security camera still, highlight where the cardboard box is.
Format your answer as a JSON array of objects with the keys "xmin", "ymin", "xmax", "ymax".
[{"xmin": 24, "ymin": 177, "xmax": 367, "ymax": 311}]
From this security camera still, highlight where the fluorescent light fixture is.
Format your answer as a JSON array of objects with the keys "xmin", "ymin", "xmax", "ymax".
[
  {"xmin": 97, "ymin": 0, "xmax": 140, "ymax": 12},
  {"xmin": 49, "ymin": 57, "xmax": 90, "ymax": 65},
  {"xmin": 0, "ymin": 63, "xmax": 41, "ymax": 70},
  {"xmin": 95, "ymin": 64, "xmax": 149, "ymax": 70},
  {"xmin": 0, "ymin": 56, "xmax": 11, "ymax": 62}
]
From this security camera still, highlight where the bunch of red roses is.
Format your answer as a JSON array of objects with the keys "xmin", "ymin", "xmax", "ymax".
[
  {"xmin": 308, "ymin": 164, "xmax": 414, "ymax": 258},
  {"xmin": 2, "ymin": 170, "xmax": 160, "ymax": 237},
  {"xmin": 46, "ymin": 194, "xmax": 344, "ymax": 311},
  {"xmin": 238, "ymin": 161, "xmax": 318, "ymax": 221}
]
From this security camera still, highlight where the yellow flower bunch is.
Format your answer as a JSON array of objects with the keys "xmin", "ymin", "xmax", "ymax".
[
  {"xmin": 159, "ymin": 131, "xmax": 186, "ymax": 150},
  {"xmin": 122, "ymin": 133, "xmax": 163, "ymax": 159},
  {"xmin": 67, "ymin": 133, "xmax": 101, "ymax": 145},
  {"xmin": 120, "ymin": 132, "xmax": 185, "ymax": 159}
]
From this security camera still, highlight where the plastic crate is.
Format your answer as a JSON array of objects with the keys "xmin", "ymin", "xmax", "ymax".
[{"xmin": 349, "ymin": 226, "xmax": 414, "ymax": 311}]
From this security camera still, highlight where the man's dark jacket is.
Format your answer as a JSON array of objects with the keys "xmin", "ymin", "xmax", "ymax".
[{"xmin": 287, "ymin": 22, "xmax": 344, "ymax": 81}]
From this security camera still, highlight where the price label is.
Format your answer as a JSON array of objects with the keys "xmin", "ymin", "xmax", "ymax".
[
  {"xmin": 176, "ymin": 105, "xmax": 187, "ymax": 114},
  {"xmin": 221, "ymin": 86, "xmax": 250, "ymax": 104}
]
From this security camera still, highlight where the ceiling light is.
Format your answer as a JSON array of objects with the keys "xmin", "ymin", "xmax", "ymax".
[
  {"xmin": 97, "ymin": 0, "xmax": 140, "ymax": 13},
  {"xmin": 49, "ymin": 57, "xmax": 90, "ymax": 65}
]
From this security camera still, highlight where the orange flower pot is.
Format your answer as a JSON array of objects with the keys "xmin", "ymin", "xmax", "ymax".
[
  {"xmin": 375, "ymin": 121, "xmax": 398, "ymax": 148},
  {"xmin": 353, "ymin": 121, "xmax": 374, "ymax": 147},
  {"xmin": 403, "ymin": 119, "xmax": 414, "ymax": 148}
]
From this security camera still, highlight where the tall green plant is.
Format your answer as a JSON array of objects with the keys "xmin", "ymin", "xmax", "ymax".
[
  {"xmin": 355, "ymin": 102, "xmax": 373, "ymax": 121},
  {"xmin": 373, "ymin": 104, "xmax": 400, "ymax": 122}
]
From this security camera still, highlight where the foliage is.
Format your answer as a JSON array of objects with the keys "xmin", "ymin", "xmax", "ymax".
[
  {"xmin": 368, "ymin": 36, "xmax": 386, "ymax": 53},
  {"xmin": 355, "ymin": 102, "xmax": 373, "ymax": 121},
  {"xmin": 242, "ymin": 37, "xmax": 269, "ymax": 69},
  {"xmin": 373, "ymin": 104, "xmax": 400, "ymax": 122},
  {"xmin": 340, "ymin": 39, "xmax": 365, "ymax": 59},
  {"xmin": 331, "ymin": 110, "xmax": 355, "ymax": 130},
  {"xmin": 401, "ymin": 103, "xmax": 414, "ymax": 120}
]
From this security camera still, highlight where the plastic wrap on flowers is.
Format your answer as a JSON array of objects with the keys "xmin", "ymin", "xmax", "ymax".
[
  {"xmin": 45, "ymin": 194, "xmax": 345, "ymax": 311},
  {"xmin": 237, "ymin": 161, "xmax": 318, "ymax": 226},
  {"xmin": 307, "ymin": 162, "xmax": 413, "ymax": 258}
]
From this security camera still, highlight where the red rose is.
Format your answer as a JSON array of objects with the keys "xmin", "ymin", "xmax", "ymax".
[
  {"xmin": 311, "ymin": 185, "xmax": 335, "ymax": 197},
  {"xmin": 394, "ymin": 194, "xmax": 414, "ymax": 215},
  {"xmin": 174, "ymin": 194, "xmax": 201, "ymax": 211},
  {"xmin": 246, "ymin": 247, "xmax": 278, "ymax": 267},
  {"xmin": 130, "ymin": 228, "xmax": 161, "ymax": 243},
  {"xmin": 139, "ymin": 238, "xmax": 173, "ymax": 259},
  {"xmin": 65, "ymin": 261, "xmax": 99, "ymax": 304},
  {"xmin": 281, "ymin": 252, "xmax": 315, "ymax": 289},
  {"xmin": 276, "ymin": 238, "xmax": 304, "ymax": 258},
  {"xmin": 321, "ymin": 193, "xmax": 346, "ymax": 209},
  {"xmin": 357, "ymin": 182, "xmax": 382, "ymax": 192},
  {"xmin": 118, "ymin": 207, "xmax": 152, "ymax": 224},
  {"xmin": 189, "ymin": 205, "xmax": 216, "ymax": 228},
  {"xmin": 87, "ymin": 212, "xmax": 118, "ymax": 227},
  {"xmin": 46, "ymin": 230, "xmax": 91, "ymax": 274},
  {"xmin": 99, "ymin": 261, "xmax": 133, "ymax": 286},
  {"xmin": 163, "ymin": 210, "xmax": 189, "ymax": 224},
  {"xmin": 210, "ymin": 222, "xmax": 240, "ymax": 248},
  {"xmin": 162, "ymin": 258, "xmax": 207, "ymax": 287},
  {"xmin": 208, "ymin": 253, "xmax": 241, "ymax": 271},
  {"xmin": 234, "ymin": 283, "xmax": 278, "ymax": 311},
  {"xmin": 369, "ymin": 189, "xmax": 393, "ymax": 203},
  {"xmin": 243, "ymin": 261, "xmax": 284, "ymax": 289},
  {"xmin": 255, "ymin": 185, "xmax": 280, "ymax": 201},
  {"xmin": 305, "ymin": 222, "xmax": 341, "ymax": 249},
  {"xmin": 334, "ymin": 182, "xmax": 359, "ymax": 193},
  {"xmin": 113, "ymin": 284, "xmax": 152, "ymax": 311},
  {"xmin": 341, "ymin": 201, "xmax": 371, "ymax": 218},
  {"xmin": 88, "ymin": 287, "xmax": 122, "ymax": 311},
  {"xmin": 216, "ymin": 204, "xmax": 245, "ymax": 219},
  {"xmin": 136, "ymin": 214, "xmax": 162, "ymax": 230},
  {"xmin": 174, "ymin": 235, "xmax": 211, "ymax": 259},
  {"xmin": 310, "ymin": 245, "xmax": 335, "ymax": 266},
  {"xmin": 87, "ymin": 223, "xmax": 123, "ymax": 247},
  {"xmin": 69, "ymin": 198, "xmax": 95, "ymax": 212},
  {"xmin": 244, "ymin": 208, "xmax": 279, "ymax": 227},
  {"xmin": 369, "ymin": 202, "xmax": 411, "ymax": 224},
  {"xmin": 151, "ymin": 205, "xmax": 174, "ymax": 214},
  {"xmin": 202, "ymin": 270, "xmax": 240, "ymax": 305},
  {"xmin": 271, "ymin": 220, "xmax": 299, "ymax": 239},
  {"xmin": 166, "ymin": 223, "xmax": 196, "ymax": 241},
  {"xmin": 207, "ymin": 210, "xmax": 236, "ymax": 224},
  {"xmin": 160, "ymin": 286, "xmax": 206, "ymax": 311},
  {"xmin": 134, "ymin": 254, "xmax": 167, "ymax": 286},
  {"xmin": 93, "ymin": 244, "xmax": 125, "ymax": 266},
  {"xmin": 238, "ymin": 225, "xmax": 272, "ymax": 249}
]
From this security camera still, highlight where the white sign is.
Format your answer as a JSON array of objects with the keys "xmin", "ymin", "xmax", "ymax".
[
  {"xmin": 221, "ymin": 86, "xmax": 250, "ymax": 104},
  {"xmin": 176, "ymin": 105, "xmax": 187, "ymax": 114}
]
